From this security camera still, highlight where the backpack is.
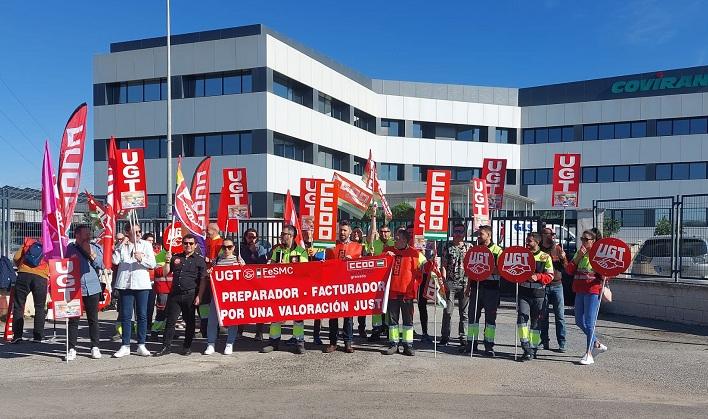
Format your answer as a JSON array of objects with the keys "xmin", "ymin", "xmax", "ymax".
[
  {"xmin": 0, "ymin": 256, "xmax": 17, "ymax": 290},
  {"xmin": 23, "ymin": 241, "xmax": 44, "ymax": 268}
]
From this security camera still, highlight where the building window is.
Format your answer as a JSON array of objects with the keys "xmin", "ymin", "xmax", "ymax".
[
  {"xmin": 273, "ymin": 72, "xmax": 311, "ymax": 107},
  {"xmin": 582, "ymin": 167, "xmax": 597, "ymax": 183},
  {"xmin": 506, "ymin": 169, "xmax": 517, "ymax": 185},
  {"xmin": 657, "ymin": 120, "xmax": 673, "ymax": 136},
  {"xmin": 274, "ymin": 135, "xmax": 306, "ymax": 162},
  {"xmin": 522, "ymin": 169, "xmax": 535, "ymax": 185},
  {"xmin": 655, "ymin": 163, "xmax": 672, "ymax": 180},
  {"xmin": 456, "ymin": 125, "xmax": 483, "ymax": 142},
  {"xmin": 597, "ymin": 166, "xmax": 614, "ymax": 183},
  {"xmin": 630, "ymin": 165, "xmax": 646, "ymax": 181},
  {"xmin": 378, "ymin": 163, "xmax": 403, "ymax": 181},
  {"xmin": 598, "ymin": 123, "xmax": 615, "ymax": 140},
  {"xmin": 496, "ymin": 128, "xmax": 517, "ymax": 144},
  {"xmin": 452, "ymin": 168, "xmax": 480, "ymax": 181},
  {"xmin": 317, "ymin": 94, "xmax": 332, "ymax": 116},
  {"xmin": 548, "ymin": 127, "xmax": 562, "ymax": 143},
  {"xmin": 583, "ymin": 125, "xmax": 598, "ymax": 141},
  {"xmin": 522, "ymin": 129, "xmax": 535, "ymax": 144},
  {"xmin": 614, "ymin": 165, "xmax": 629, "ymax": 182},
  {"xmin": 185, "ymin": 70, "xmax": 253, "ymax": 98},
  {"xmin": 411, "ymin": 165, "xmax": 423, "ymax": 181},
  {"xmin": 353, "ymin": 157, "xmax": 366, "ymax": 176},
  {"xmin": 273, "ymin": 193, "xmax": 285, "ymax": 218},
  {"xmin": 562, "ymin": 126, "xmax": 575, "ymax": 142},
  {"xmin": 317, "ymin": 147, "xmax": 345, "ymax": 171},
  {"xmin": 689, "ymin": 117, "xmax": 708, "ymax": 135},
  {"xmin": 673, "ymin": 119, "xmax": 690, "ymax": 135},
  {"xmin": 381, "ymin": 119, "xmax": 404, "ymax": 137},
  {"xmin": 614, "ymin": 123, "xmax": 631, "ymax": 139},
  {"xmin": 411, "ymin": 122, "xmax": 423, "ymax": 139},
  {"xmin": 353, "ymin": 108, "xmax": 376, "ymax": 133},
  {"xmin": 673, "ymin": 163, "xmax": 690, "ymax": 180},
  {"xmin": 534, "ymin": 128, "xmax": 548, "ymax": 144},
  {"xmin": 689, "ymin": 162, "xmax": 707, "ymax": 179},
  {"xmin": 631, "ymin": 121, "xmax": 647, "ymax": 137},
  {"xmin": 172, "ymin": 131, "xmax": 253, "ymax": 158}
]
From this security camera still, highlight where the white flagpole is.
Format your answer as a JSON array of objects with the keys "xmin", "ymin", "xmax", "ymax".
[
  {"xmin": 165, "ymin": 0, "xmax": 173, "ymax": 220},
  {"xmin": 514, "ymin": 283, "xmax": 519, "ymax": 361},
  {"xmin": 586, "ymin": 278, "xmax": 607, "ymax": 356},
  {"xmin": 471, "ymin": 281, "xmax": 479, "ymax": 358}
]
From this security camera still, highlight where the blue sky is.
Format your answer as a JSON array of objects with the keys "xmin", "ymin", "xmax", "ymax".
[{"xmin": 0, "ymin": 0, "xmax": 706, "ymax": 191}]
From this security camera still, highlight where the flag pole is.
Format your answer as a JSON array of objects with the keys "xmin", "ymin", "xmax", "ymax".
[
  {"xmin": 470, "ymin": 280, "xmax": 479, "ymax": 358},
  {"xmin": 165, "ymin": 0, "xmax": 173, "ymax": 221},
  {"xmin": 433, "ymin": 240, "xmax": 438, "ymax": 359},
  {"xmin": 514, "ymin": 283, "xmax": 519, "ymax": 361}
]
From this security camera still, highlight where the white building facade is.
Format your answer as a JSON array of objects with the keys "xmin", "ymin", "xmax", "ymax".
[{"xmin": 92, "ymin": 24, "xmax": 708, "ymax": 221}]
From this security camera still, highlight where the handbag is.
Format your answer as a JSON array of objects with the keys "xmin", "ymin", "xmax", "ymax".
[{"xmin": 601, "ymin": 286, "xmax": 613, "ymax": 303}]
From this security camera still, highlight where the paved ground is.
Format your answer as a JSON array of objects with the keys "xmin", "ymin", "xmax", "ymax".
[{"xmin": 1, "ymin": 302, "xmax": 707, "ymax": 418}]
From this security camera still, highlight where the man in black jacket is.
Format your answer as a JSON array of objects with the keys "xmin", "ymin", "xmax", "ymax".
[{"xmin": 154, "ymin": 234, "xmax": 207, "ymax": 357}]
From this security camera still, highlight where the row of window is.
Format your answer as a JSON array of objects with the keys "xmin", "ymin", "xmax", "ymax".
[
  {"xmin": 522, "ymin": 161, "xmax": 708, "ymax": 185},
  {"xmin": 184, "ymin": 70, "xmax": 253, "ymax": 97},
  {"xmin": 106, "ymin": 79, "xmax": 168, "ymax": 105},
  {"xmin": 523, "ymin": 116, "xmax": 708, "ymax": 144},
  {"xmin": 94, "ymin": 131, "xmax": 253, "ymax": 161}
]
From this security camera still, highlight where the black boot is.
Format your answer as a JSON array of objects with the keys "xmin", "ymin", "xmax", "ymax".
[{"xmin": 484, "ymin": 342, "xmax": 495, "ymax": 358}]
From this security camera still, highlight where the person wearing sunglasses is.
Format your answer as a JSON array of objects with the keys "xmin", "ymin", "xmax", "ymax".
[
  {"xmin": 154, "ymin": 233, "xmax": 208, "ymax": 357},
  {"xmin": 260, "ymin": 225, "xmax": 309, "ymax": 355},
  {"xmin": 199, "ymin": 238, "xmax": 243, "ymax": 355},
  {"xmin": 566, "ymin": 228, "xmax": 608, "ymax": 365},
  {"xmin": 112, "ymin": 224, "xmax": 156, "ymax": 358},
  {"xmin": 439, "ymin": 222, "xmax": 472, "ymax": 348}
]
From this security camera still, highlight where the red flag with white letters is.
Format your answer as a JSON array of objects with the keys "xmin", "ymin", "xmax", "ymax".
[
  {"xmin": 57, "ymin": 103, "xmax": 88, "ymax": 232},
  {"xmin": 313, "ymin": 180, "xmax": 339, "ymax": 248},
  {"xmin": 114, "ymin": 148, "xmax": 148, "ymax": 210},
  {"xmin": 551, "ymin": 153, "xmax": 581, "ymax": 208},
  {"xmin": 190, "ymin": 157, "xmax": 212, "ymax": 234},
  {"xmin": 481, "ymin": 158, "xmax": 506, "ymax": 210},
  {"xmin": 217, "ymin": 168, "xmax": 250, "ymax": 233}
]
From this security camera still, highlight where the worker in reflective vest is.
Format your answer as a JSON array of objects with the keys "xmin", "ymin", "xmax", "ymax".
[
  {"xmin": 382, "ymin": 227, "xmax": 425, "ymax": 356},
  {"xmin": 518, "ymin": 232, "xmax": 554, "ymax": 361}
]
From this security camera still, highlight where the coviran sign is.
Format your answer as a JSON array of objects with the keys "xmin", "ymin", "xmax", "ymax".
[{"xmin": 611, "ymin": 72, "xmax": 708, "ymax": 94}]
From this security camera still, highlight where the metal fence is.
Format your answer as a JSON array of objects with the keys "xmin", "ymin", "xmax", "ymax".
[{"xmin": 594, "ymin": 194, "xmax": 708, "ymax": 282}]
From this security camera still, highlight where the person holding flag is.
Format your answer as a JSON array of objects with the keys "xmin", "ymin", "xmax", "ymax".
[
  {"xmin": 301, "ymin": 226, "xmax": 326, "ymax": 345},
  {"xmin": 365, "ymin": 206, "xmax": 394, "ymax": 342},
  {"xmin": 260, "ymin": 225, "xmax": 309, "ymax": 355},
  {"xmin": 462, "ymin": 225, "xmax": 503, "ymax": 357},
  {"xmin": 517, "ymin": 232, "xmax": 554, "ymax": 361},
  {"xmin": 323, "ymin": 221, "xmax": 362, "ymax": 354},
  {"xmin": 382, "ymin": 227, "xmax": 426, "ymax": 356}
]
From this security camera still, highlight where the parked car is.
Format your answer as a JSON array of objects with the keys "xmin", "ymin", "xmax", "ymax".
[{"xmin": 631, "ymin": 235, "xmax": 708, "ymax": 279}]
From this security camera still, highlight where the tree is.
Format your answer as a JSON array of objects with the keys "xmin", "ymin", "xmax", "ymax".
[
  {"xmin": 391, "ymin": 202, "xmax": 414, "ymax": 220},
  {"xmin": 654, "ymin": 217, "xmax": 672, "ymax": 236},
  {"xmin": 603, "ymin": 218, "xmax": 620, "ymax": 238}
]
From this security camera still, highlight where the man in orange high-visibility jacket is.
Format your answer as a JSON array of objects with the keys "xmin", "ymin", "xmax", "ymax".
[
  {"xmin": 382, "ymin": 227, "xmax": 426, "ymax": 356},
  {"xmin": 323, "ymin": 221, "xmax": 363, "ymax": 354}
]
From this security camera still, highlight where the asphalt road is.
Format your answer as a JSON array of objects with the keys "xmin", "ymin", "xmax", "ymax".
[{"xmin": 1, "ymin": 303, "xmax": 707, "ymax": 418}]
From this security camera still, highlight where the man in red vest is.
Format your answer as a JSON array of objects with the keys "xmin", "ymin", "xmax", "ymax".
[{"xmin": 323, "ymin": 220, "xmax": 363, "ymax": 354}]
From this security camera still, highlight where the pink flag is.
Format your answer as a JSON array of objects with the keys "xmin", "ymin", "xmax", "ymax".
[{"xmin": 41, "ymin": 141, "xmax": 65, "ymax": 258}]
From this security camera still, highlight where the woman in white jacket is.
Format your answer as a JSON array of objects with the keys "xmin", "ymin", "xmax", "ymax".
[{"xmin": 112, "ymin": 224, "xmax": 156, "ymax": 358}]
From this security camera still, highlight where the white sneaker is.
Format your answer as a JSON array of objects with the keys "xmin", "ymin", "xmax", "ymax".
[
  {"xmin": 579, "ymin": 353, "xmax": 595, "ymax": 365},
  {"xmin": 65, "ymin": 348, "xmax": 77, "ymax": 361},
  {"xmin": 592, "ymin": 342, "xmax": 608, "ymax": 356},
  {"xmin": 113, "ymin": 345, "xmax": 131, "ymax": 358},
  {"xmin": 203, "ymin": 344, "xmax": 215, "ymax": 355},
  {"xmin": 136, "ymin": 344, "xmax": 151, "ymax": 357},
  {"xmin": 91, "ymin": 347, "xmax": 102, "ymax": 359},
  {"xmin": 223, "ymin": 344, "xmax": 233, "ymax": 355}
]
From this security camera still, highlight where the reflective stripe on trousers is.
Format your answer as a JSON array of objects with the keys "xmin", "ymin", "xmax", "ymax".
[{"xmin": 269, "ymin": 321, "xmax": 305, "ymax": 341}]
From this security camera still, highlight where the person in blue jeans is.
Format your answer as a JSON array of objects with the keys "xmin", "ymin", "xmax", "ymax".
[
  {"xmin": 112, "ymin": 224, "xmax": 156, "ymax": 358},
  {"xmin": 199, "ymin": 238, "xmax": 242, "ymax": 355},
  {"xmin": 539, "ymin": 228, "xmax": 567, "ymax": 352}
]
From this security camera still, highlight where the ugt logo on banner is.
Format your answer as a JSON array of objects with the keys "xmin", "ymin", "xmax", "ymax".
[
  {"xmin": 552, "ymin": 153, "xmax": 581, "ymax": 208},
  {"xmin": 481, "ymin": 158, "xmax": 507, "ymax": 210},
  {"xmin": 218, "ymin": 168, "xmax": 250, "ymax": 232},
  {"xmin": 115, "ymin": 149, "xmax": 148, "ymax": 209},
  {"xmin": 589, "ymin": 237, "xmax": 631, "ymax": 277},
  {"xmin": 497, "ymin": 246, "xmax": 535, "ymax": 283},
  {"xmin": 300, "ymin": 178, "xmax": 323, "ymax": 232},
  {"xmin": 49, "ymin": 258, "xmax": 83, "ymax": 319},
  {"xmin": 463, "ymin": 245, "xmax": 495, "ymax": 281},
  {"xmin": 424, "ymin": 170, "xmax": 451, "ymax": 240}
]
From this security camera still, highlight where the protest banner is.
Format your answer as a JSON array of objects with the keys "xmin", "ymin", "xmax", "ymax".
[{"xmin": 211, "ymin": 255, "xmax": 393, "ymax": 326}]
